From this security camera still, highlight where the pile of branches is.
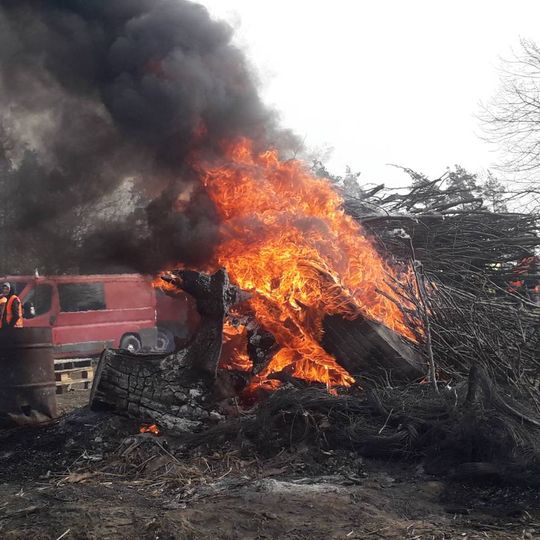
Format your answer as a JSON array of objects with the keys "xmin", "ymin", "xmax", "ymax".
[
  {"xmin": 341, "ymin": 171, "xmax": 540, "ymax": 395},
  {"xmin": 182, "ymin": 382, "xmax": 540, "ymax": 484},
  {"xmin": 177, "ymin": 170, "xmax": 540, "ymax": 479},
  {"xmin": 423, "ymin": 282, "xmax": 539, "ymax": 386},
  {"xmin": 344, "ymin": 175, "xmax": 539, "ymax": 289}
]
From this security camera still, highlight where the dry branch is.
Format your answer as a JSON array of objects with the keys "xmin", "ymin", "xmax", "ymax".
[{"xmin": 341, "ymin": 176, "xmax": 540, "ymax": 398}]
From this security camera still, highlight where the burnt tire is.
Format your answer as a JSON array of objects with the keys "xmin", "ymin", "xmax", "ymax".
[{"xmin": 120, "ymin": 333, "xmax": 142, "ymax": 353}]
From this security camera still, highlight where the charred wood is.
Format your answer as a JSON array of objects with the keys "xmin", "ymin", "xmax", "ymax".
[
  {"xmin": 90, "ymin": 269, "xmax": 246, "ymax": 431},
  {"xmin": 90, "ymin": 348, "xmax": 221, "ymax": 431},
  {"xmin": 247, "ymin": 324, "xmax": 279, "ymax": 374},
  {"xmin": 162, "ymin": 268, "xmax": 247, "ymax": 379},
  {"xmin": 322, "ymin": 314, "xmax": 426, "ymax": 382}
]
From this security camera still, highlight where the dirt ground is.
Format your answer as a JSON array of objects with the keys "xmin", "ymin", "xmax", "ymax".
[{"xmin": 0, "ymin": 389, "xmax": 538, "ymax": 540}]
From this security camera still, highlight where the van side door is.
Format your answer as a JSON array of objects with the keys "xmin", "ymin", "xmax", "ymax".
[{"xmin": 54, "ymin": 282, "xmax": 111, "ymax": 357}]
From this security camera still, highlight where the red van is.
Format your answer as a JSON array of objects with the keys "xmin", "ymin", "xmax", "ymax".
[{"xmin": 3, "ymin": 274, "xmax": 158, "ymax": 357}]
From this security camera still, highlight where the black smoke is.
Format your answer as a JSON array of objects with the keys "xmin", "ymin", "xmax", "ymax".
[{"xmin": 0, "ymin": 0, "xmax": 294, "ymax": 274}]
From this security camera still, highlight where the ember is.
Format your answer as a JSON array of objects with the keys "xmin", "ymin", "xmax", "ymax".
[
  {"xmin": 219, "ymin": 320, "xmax": 252, "ymax": 372},
  {"xmin": 139, "ymin": 424, "xmax": 160, "ymax": 436}
]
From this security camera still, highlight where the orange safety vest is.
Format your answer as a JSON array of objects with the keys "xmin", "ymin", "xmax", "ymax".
[
  {"xmin": 0, "ymin": 297, "xmax": 6, "ymax": 324},
  {"xmin": 2, "ymin": 295, "xmax": 23, "ymax": 328}
]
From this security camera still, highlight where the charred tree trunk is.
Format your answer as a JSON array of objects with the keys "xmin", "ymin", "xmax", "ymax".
[
  {"xmin": 90, "ymin": 269, "xmax": 246, "ymax": 431},
  {"xmin": 89, "ymin": 349, "xmax": 221, "ymax": 431},
  {"xmin": 322, "ymin": 314, "xmax": 426, "ymax": 382}
]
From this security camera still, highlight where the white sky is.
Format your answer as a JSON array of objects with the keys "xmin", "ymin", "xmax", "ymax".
[{"xmin": 198, "ymin": 0, "xmax": 540, "ymax": 186}]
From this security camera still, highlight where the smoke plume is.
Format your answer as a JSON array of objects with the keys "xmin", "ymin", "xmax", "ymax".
[{"xmin": 0, "ymin": 0, "xmax": 294, "ymax": 274}]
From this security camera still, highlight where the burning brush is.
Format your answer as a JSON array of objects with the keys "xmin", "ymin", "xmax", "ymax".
[{"xmin": 153, "ymin": 138, "xmax": 422, "ymax": 394}]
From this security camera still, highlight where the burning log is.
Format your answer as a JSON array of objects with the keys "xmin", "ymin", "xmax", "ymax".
[
  {"xmin": 90, "ymin": 269, "xmax": 246, "ymax": 431},
  {"xmin": 247, "ymin": 324, "xmax": 279, "ymax": 373},
  {"xmin": 159, "ymin": 269, "xmax": 249, "ymax": 379},
  {"xmin": 322, "ymin": 314, "xmax": 425, "ymax": 382}
]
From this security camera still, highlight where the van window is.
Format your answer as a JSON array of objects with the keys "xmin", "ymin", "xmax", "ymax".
[
  {"xmin": 23, "ymin": 284, "xmax": 53, "ymax": 317},
  {"xmin": 59, "ymin": 283, "xmax": 106, "ymax": 312}
]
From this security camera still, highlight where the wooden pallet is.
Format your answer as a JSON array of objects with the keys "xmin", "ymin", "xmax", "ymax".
[
  {"xmin": 55, "ymin": 365, "xmax": 94, "ymax": 394},
  {"xmin": 54, "ymin": 358, "xmax": 93, "ymax": 371}
]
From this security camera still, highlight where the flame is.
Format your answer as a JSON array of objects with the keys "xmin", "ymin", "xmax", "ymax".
[
  {"xmin": 152, "ymin": 272, "xmax": 179, "ymax": 295},
  {"xmin": 187, "ymin": 138, "xmax": 415, "ymax": 390},
  {"xmin": 220, "ymin": 320, "xmax": 252, "ymax": 372},
  {"xmin": 139, "ymin": 424, "xmax": 160, "ymax": 435}
]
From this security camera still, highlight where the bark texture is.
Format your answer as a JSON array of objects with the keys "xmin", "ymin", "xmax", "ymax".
[{"xmin": 90, "ymin": 269, "xmax": 244, "ymax": 431}]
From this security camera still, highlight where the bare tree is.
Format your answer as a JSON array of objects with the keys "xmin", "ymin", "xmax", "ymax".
[
  {"xmin": 481, "ymin": 39, "xmax": 540, "ymax": 210},
  {"xmin": 482, "ymin": 40, "xmax": 540, "ymax": 171}
]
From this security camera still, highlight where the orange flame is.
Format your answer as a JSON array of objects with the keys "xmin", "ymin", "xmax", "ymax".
[
  {"xmin": 139, "ymin": 424, "xmax": 160, "ymax": 435},
  {"xmin": 152, "ymin": 272, "xmax": 179, "ymax": 295},
  {"xmin": 187, "ymin": 138, "xmax": 415, "ymax": 390},
  {"xmin": 220, "ymin": 320, "xmax": 252, "ymax": 372}
]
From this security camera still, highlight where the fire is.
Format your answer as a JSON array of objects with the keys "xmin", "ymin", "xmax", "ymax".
[
  {"xmin": 220, "ymin": 320, "xmax": 252, "ymax": 372},
  {"xmin": 152, "ymin": 272, "xmax": 179, "ymax": 295},
  {"xmin": 139, "ymin": 424, "xmax": 160, "ymax": 435},
  {"xmin": 188, "ymin": 138, "xmax": 415, "ymax": 390}
]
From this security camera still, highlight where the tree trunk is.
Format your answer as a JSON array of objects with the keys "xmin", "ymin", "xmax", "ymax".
[
  {"xmin": 90, "ymin": 269, "xmax": 245, "ymax": 431},
  {"xmin": 322, "ymin": 314, "xmax": 426, "ymax": 382}
]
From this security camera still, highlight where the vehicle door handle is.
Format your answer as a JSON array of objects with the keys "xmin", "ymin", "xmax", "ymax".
[{"xmin": 49, "ymin": 315, "xmax": 57, "ymax": 325}]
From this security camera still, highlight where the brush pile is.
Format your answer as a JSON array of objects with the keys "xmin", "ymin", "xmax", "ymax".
[
  {"xmin": 90, "ymin": 167, "xmax": 540, "ymax": 481},
  {"xmin": 341, "ymin": 170, "xmax": 539, "ymax": 391},
  {"xmin": 323, "ymin": 169, "xmax": 540, "ymax": 471},
  {"xmin": 181, "ymin": 381, "xmax": 540, "ymax": 485},
  {"xmin": 167, "ymin": 167, "xmax": 536, "ymax": 477}
]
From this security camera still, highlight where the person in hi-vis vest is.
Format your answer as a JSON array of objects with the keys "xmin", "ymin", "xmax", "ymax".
[
  {"xmin": 0, "ymin": 282, "xmax": 23, "ymax": 328},
  {"xmin": 0, "ymin": 292, "xmax": 6, "ymax": 324}
]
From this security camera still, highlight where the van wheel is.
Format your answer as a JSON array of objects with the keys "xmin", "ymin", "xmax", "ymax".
[
  {"xmin": 120, "ymin": 334, "xmax": 142, "ymax": 353},
  {"xmin": 156, "ymin": 328, "xmax": 174, "ymax": 353}
]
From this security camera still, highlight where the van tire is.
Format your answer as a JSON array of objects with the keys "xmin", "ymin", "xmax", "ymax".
[
  {"xmin": 156, "ymin": 327, "xmax": 174, "ymax": 353},
  {"xmin": 120, "ymin": 333, "xmax": 142, "ymax": 353}
]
